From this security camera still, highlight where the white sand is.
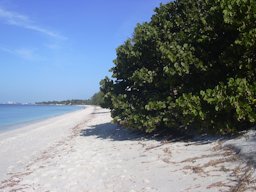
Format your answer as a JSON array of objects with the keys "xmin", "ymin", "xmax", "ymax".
[{"xmin": 0, "ymin": 106, "xmax": 255, "ymax": 192}]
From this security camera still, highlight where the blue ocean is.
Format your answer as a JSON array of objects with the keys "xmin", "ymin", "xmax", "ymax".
[{"xmin": 0, "ymin": 104, "xmax": 83, "ymax": 132}]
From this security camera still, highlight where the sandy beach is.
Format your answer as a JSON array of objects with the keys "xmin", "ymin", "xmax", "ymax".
[{"xmin": 0, "ymin": 106, "xmax": 255, "ymax": 192}]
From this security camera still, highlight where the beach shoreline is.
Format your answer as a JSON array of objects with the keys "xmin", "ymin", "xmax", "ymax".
[
  {"xmin": 0, "ymin": 105, "xmax": 88, "ymax": 136},
  {"xmin": 0, "ymin": 104, "xmax": 86, "ymax": 133},
  {"xmin": 0, "ymin": 106, "xmax": 97, "ymax": 182},
  {"xmin": 0, "ymin": 106, "xmax": 255, "ymax": 191}
]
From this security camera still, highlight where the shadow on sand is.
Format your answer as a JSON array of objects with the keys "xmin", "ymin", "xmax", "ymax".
[
  {"xmin": 91, "ymin": 111, "xmax": 110, "ymax": 115},
  {"xmin": 80, "ymin": 122, "xmax": 223, "ymax": 144},
  {"xmin": 80, "ymin": 123, "xmax": 145, "ymax": 141}
]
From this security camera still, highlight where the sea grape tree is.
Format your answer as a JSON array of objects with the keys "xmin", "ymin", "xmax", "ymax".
[{"xmin": 101, "ymin": 0, "xmax": 256, "ymax": 134}]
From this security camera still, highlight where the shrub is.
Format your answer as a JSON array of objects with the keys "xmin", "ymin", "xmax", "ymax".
[{"xmin": 100, "ymin": 0, "xmax": 256, "ymax": 135}]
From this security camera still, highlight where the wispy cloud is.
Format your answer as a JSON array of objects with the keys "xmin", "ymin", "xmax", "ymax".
[
  {"xmin": 0, "ymin": 46, "xmax": 38, "ymax": 60},
  {"xmin": 0, "ymin": 7, "xmax": 67, "ymax": 40},
  {"xmin": 15, "ymin": 48, "xmax": 36, "ymax": 60},
  {"xmin": 0, "ymin": 46, "xmax": 14, "ymax": 54},
  {"xmin": 45, "ymin": 43, "xmax": 62, "ymax": 50}
]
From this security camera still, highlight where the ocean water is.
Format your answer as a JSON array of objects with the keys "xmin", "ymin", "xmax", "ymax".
[{"xmin": 0, "ymin": 104, "xmax": 83, "ymax": 132}]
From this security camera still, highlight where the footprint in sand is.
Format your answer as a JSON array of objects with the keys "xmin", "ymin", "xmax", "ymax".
[
  {"xmin": 7, "ymin": 165, "xmax": 15, "ymax": 172},
  {"xmin": 33, "ymin": 177, "xmax": 39, "ymax": 183},
  {"xmin": 43, "ymin": 183, "xmax": 52, "ymax": 189},
  {"xmin": 67, "ymin": 168, "xmax": 74, "ymax": 173},
  {"xmin": 143, "ymin": 179, "xmax": 150, "ymax": 184}
]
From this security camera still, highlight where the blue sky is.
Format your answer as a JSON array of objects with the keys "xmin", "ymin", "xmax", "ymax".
[{"xmin": 0, "ymin": 0, "xmax": 170, "ymax": 103}]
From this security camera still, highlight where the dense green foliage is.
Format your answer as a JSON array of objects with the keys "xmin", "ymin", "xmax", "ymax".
[
  {"xmin": 90, "ymin": 91, "xmax": 105, "ymax": 106},
  {"xmin": 100, "ymin": 0, "xmax": 256, "ymax": 135}
]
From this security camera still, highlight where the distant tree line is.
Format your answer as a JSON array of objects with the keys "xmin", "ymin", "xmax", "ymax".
[
  {"xmin": 36, "ymin": 99, "xmax": 90, "ymax": 105},
  {"xmin": 100, "ymin": 0, "xmax": 256, "ymax": 135},
  {"xmin": 36, "ymin": 91, "xmax": 104, "ymax": 106}
]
